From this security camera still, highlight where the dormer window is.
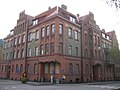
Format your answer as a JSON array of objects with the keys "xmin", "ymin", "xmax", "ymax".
[
  {"xmin": 33, "ymin": 19, "xmax": 38, "ymax": 26},
  {"xmin": 70, "ymin": 16, "xmax": 76, "ymax": 23}
]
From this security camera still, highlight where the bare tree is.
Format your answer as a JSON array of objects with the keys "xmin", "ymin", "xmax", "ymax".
[{"xmin": 106, "ymin": 0, "xmax": 120, "ymax": 9}]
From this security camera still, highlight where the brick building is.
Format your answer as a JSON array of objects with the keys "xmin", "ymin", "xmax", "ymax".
[{"xmin": 0, "ymin": 5, "xmax": 120, "ymax": 83}]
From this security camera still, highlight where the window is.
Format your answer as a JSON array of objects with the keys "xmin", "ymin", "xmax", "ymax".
[
  {"xmin": 45, "ymin": 63, "xmax": 49, "ymax": 74},
  {"xmin": 50, "ymin": 43, "xmax": 55, "ymax": 54},
  {"xmin": 41, "ymin": 45, "xmax": 44, "ymax": 55},
  {"xmin": 75, "ymin": 30, "xmax": 78, "ymax": 40},
  {"xmin": 94, "ymin": 35, "xmax": 97, "ymax": 46},
  {"xmin": 68, "ymin": 45, "xmax": 72, "ymax": 55},
  {"xmin": 45, "ymin": 44, "xmax": 49, "ymax": 54},
  {"xmin": 4, "ymin": 42, "xmax": 6, "ymax": 49},
  {"xmin": 20, "ymin": 64, "xmax": 23, "ymax": 73},
  {"xmin": 5, "ymin": 66, "xmax": 7, "ymax": 72},
  {"xmin": 12, "ymin": 65, "xmax": 14, "ymax": 72},
  {"xmin": 22, "ymin": 35, "xmax": 25, "ymax": 43},
  {"xmin": 84, "ymin": 49, "xmax": 88, "ymax": 58},
  {"xmin": 1, "ymin": 65, "xmax": 4, "ymax": 72},
  {"xmin": 28, "ymin": 48, "xmax": 31, "ymax": 57},
  {"xmin": 70, "ymin": 16, "xmax": 76, "ymax": 23},
  {"xmin": 59, "ymin": 24, "xmax": 63, "ymax": 35},
  {"xmin": 10, "ymin": 39, "xmax": 13, "ymax": 47},
  {"xmin": 21, "ymin": 49, "xmax": 24, "ymax": 58},
  {"xmin": 51, "ymin": 24, "xmax": 55, "ymax": 34},
  {"xmin": 6, "ymin": 53, "xmax": 8, "ymax": 60},
  {"xmin": 76, "ymin": 64, "xmax": 79, "ymax": 74},
  {"xmin": 33, "ymin": 19, "xmax": 38, "ymax": 25},
  {"xmin": 7, "ymin": 41, "xmax": 10, "ymax": 48},
  {"xmin": 13, "ymin": 51, "xmax": 16, "ymax": 59},
  {"xmin": 34, "ymin": 63, "xmax": 37, "ymax": 74},
  {"xmin": 46, "ymin": 26, "xmax": 49, "ymax": 36},
  {"xmin": 35, "ymin": 47, "xmax": 39, "ymax": 56},
  {"xmin": 41, "ymin": 27, "xmax": 45, "ymax": 38},
  {"xmin": 16, "ymin": 64, "xmax": 19, "ymax": 73},
  {"xmin": 85, "ymin": 33, "xmax": 88, "ymax": 45},
  {"xmin": 69, "ymin": 63, "xmax": 73, "ymax": 74},
  {"xmin": 3, "ymin": 54, "xmax": 5, "ymax": 60},
  {"xmin": 75, "ymin": 47, "xmax": 78, "ymax": 56},
  {"xmin": 50, "ymin": 63, "xmax": 54, "ymax": 74},
  {"xmin": 55, "ymin": 63, "xmax": 60, "ymax": 74},
  {"xmin": 59, "ymin": 42, "xmax": 63, "ymax": 54},
  {"xmin": 98, "ymin": 37, "xmax": 100, "ymax": 47},
  {"xmin": 35, "ymin": 30, "xmax": 39, "ymax": 40},
  {"xmin": 17, "ymin": 50, "xmax": 20, "ymax": 58},
  {"xmin": 86, "ymin": 64, "xmax": 88, "ymax": 78},
  {"xmin": 68, "ymin": 28, "xmax": 72, "ymax": 38},
  {"xmin": 28, "ymin": 33, "xmax": 32, "ymax": 41},
  {"xmin": 18, "ymin": 36, "xmax": 21, "ymax": 44},
  {"xmin": 27, "ymin": 64, "xmax": 30, "ymax": 74},
  {"xmin": 14, "ymin": 38, "xmax": 17, "ymax": 45}
]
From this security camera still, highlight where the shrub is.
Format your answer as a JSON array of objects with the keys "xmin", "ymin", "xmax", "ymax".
[{"xmin": 21, "ymin": 77, "xmax": 28, "ymax": 84}]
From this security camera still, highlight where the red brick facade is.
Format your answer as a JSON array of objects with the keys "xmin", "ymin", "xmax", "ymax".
[{"xmin": 0, "ymin": 5, "xmax": 120, "ymax": 83}]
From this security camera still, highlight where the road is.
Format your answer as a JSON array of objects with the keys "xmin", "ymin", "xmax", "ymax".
[{"xmin": 0, "ymin": 79, "xmax": 120, "ymax": 90}]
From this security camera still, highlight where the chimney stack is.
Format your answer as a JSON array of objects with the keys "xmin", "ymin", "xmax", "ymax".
[{"xmin": 61, "ymin": 4, "xmax": 67, "ymax": 11}]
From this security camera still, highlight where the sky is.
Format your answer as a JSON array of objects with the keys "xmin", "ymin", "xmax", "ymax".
[{"xmin": 0, "ymin": 0, "xmax": 120, "ymax": 46}]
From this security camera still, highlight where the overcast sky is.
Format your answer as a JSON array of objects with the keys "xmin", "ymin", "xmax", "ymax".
[{"xmin": 0, "ymin": 0, "xmax": 120, "ymax": 46}]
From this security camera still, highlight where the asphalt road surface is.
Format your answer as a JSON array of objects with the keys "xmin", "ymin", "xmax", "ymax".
[{"xmin": 0, "ymin": 79, "xmax": 120, "ymax": 90}]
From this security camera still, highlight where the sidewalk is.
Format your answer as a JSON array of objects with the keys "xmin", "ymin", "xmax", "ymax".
[
  {"xmin": 87, "ymin": 81, "xmax": 120, "ymax": 85},
  {"xmin": 26, "ymin": 81, "xmax": 55, "ymax": 86}
]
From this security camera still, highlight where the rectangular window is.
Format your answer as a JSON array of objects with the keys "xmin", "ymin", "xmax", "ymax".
[
  {"xmin": 35, "ymin": 30, "xmax": 39, "ymax": 40},
  {"xmin": 51, "ymin": 24, "xmax": 55, "ymax": 35},
  {"xmin": 59, "ymin": 24, "xmax": 63, "ymax": 35},
  {"xmin": 75, "ymin": 30, "xmax": 78, "ymax": 40},
  {"xmin": 45, "ymin": 44, "xmax": 49, "ymax": 54},
  {"xmin": 41, "ymin": 45, "xmax": 44, "ymax": 55},
  {"xmin": 35, "ymin": 47, "xmax": 39, "ymax": 56},
  {"xmin": 50, "ymin": 43, "xmax": 55, "ymax": 54},
  {"xmin": 18, "ymin": 36, "xmax": 21, "ymax": 44},
  {"xmin": 17, "ymin": 50, "xmax": 20, "ymax": 58},
  {"xmin": 46, "ymin": 26, "xmax": 49, "ymax": 36},
  {"xmin": 68, "ymin": 45, "xmax": 72, "ymax": 55},
  {"xmin": 28, "ymin": 48, "xmax": 31, "ymax": 57},
  {"xmin": 28, "ymin": 33, "xmax": 32, "ymax": 41},
  {"xmin": 22, "ymin": 35, "xmax": 25, "ymax": 43},
  {"xmin": 13, "ymin": 51, "xmax": 16, "ymax": 59},
  {"xmin": 76, "ymin": 64, "xmax": 79, "ymax": 74},
  {"xmin": 33, "ymin": 19, "xmax": 38, "ymax": 25},
  {"xmin": 14, "ymin": 38, "xmax": 17, "ymax": 45},
  {"xmin": 68, "ymin": 28, "xmax": 72, "ymax": 38},
  {"xmin": 21, "ymin": 49, "xmax": 24, "ymax": 58},
  {"xmin": 41, "ymin": 27, "xmax": 45, "ymax": 38},
  {"xmin": 75, "ymin": 47, "xmax": 78, "ymax": 56},
  {"xmin": 70, "ymin": 16, "xmax": 76, "ymax": 23}
]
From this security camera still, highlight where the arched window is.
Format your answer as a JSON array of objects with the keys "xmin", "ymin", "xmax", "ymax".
[
  {"xmin": 69, "ymin": 63, "xmax": 73, "ymax": 74},
  {"xmin": 44, "ymin": 63, "xmax": 49, "ymax": 74},
  {"xmin": 27, "ymin": 64, "xmax": 30, "ymax": 74},
  {"xmin": 16, "ymin": 64, "xmax": 19, "ymax": 73},
  {"xmin": 55, "ymin": 63, "xmax": 60, "ymax": 74},
  {"xmin": 20, "ymin": 64, "xmax": 23, "ymax": 73},
  {"xmin": 34, "ymin": 63, "xmax": 37, "ymax": 74}
]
